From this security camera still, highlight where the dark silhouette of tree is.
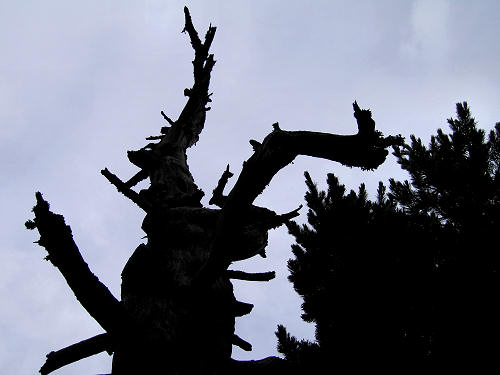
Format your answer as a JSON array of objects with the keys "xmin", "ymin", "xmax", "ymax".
[
  {"xmin": 278, "ymin": 102, "xmax": 500, "ymax": 372},
  {"xmin": 25, "ymin": 8, "xmax": 402, "ymax": 375}
]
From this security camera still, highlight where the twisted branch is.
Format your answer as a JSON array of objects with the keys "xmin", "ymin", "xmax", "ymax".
[{"xmin": 195, "ymin": 104, "xmax": 403, "ymax": 287}]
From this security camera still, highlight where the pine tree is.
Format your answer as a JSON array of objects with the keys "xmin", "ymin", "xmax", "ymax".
[{"xmin": 278, "ymin": 102, "xmax": 499, "ymax": 370}]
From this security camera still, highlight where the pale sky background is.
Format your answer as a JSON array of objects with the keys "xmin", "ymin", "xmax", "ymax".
[{"xmin": 1, "ymin": 1, "xmax": 499, "ymax": 374}]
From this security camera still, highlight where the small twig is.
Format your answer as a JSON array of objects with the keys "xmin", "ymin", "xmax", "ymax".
[
  {"xmin": 233, "ymin": 334, "xmax": 252, "ymax": 352},
  {"xmin": 124, "ymin": 169, "xmax": 149, "ymax": 188},
  {"xmin": 101, "ymin": 168, "xmax": 151, "ymax": 212},
  {"xmin": 145, "ymin": 135, "xmax": 163, "ymax": 141},
  {"xmin": 160, "ymin": 111, "xmax": 175, "ymax": 126},
  {"xmin": 209, "ymin": 164, "xmax": 233, "ymax": 207},
  {"xmin": 258, "ymin": 205, "xmax": 302, "ymax": 231}
]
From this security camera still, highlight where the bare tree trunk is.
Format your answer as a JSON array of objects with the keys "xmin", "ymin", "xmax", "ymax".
[{"xmin": 27, "ymin": 7, "xmax": 402, "ymax": 375}]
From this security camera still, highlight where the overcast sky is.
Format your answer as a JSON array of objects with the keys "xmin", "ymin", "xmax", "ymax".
[{"xmin": 1, "ymin": 1, "xmax": 500, "ymax": 374}]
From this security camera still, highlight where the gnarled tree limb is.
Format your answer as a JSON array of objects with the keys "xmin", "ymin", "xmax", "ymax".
[
  {"xmin": 119, "ymin": 7, "xmax": 216, "ymax": 208},
  {"xmin": 196, "ymin": 105, "xmax": 403, "ymax": 287},
  {"xmin": 159, "ymin": 6, "xmax": 217, "ymax": 152},
  {"xmin": 26, "ymin": 193, "xmax": 128, "ymax": 335}
]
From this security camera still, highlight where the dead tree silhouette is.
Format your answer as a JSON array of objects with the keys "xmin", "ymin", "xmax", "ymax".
[{"xmin": 26, "ymin": 7, "xmax": 402, "ymax": 375}]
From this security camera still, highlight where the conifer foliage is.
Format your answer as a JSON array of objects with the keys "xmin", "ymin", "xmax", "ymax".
[{"xmin": 278, "ymin": 102, "xmax": 499, "ymax": 370}]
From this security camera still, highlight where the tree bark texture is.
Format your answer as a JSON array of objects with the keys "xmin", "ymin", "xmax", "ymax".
[{"xmin": 26, "ymin": 7, "xmax": 402, "ymax": 375}]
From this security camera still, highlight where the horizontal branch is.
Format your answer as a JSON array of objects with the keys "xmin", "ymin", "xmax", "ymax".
[
  {"xmin": 226, "ymin": 270, "xmax": 275, "ymax": 282},
  {"xmin": 40, "ymin": 333, "xmax": 112, "ymax": 375},
  {"xmin": 232, "ymin": 300, "xmax": 254, "ymax": 317},
  {"xmin": 224, "ymin": 357, "xmax": 292, "ymax": 375},
  {"xmin": 26, "ymin": 193, "xmax": 128, "ymax": 334}
]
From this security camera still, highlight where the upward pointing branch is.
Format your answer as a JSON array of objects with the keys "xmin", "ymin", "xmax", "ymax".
[
  {"xmin": 164, "ymin": 6, "xmax": 217, "ymax": 150},
  {"xmin": 115, "ymin": 7, "xmax": 217, "ymax": 208},
  {"xmin": 26, "ymin": 193, "xmax": 128, "ymax": 335}
]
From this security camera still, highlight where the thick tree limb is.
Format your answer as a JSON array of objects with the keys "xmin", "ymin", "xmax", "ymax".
[
  {"xmin": 40, "ymin": 333, "xmax": 112, "ymax": 375},
  {"xmin": 226, "ymin": 270, "xmax": 276, "ymax": 281},
  {"xmin": 195, "ymin": 104, "xmax": 403, "ymax": 287},
  {"xmin": 26, "ymin": 193, "xmax": 128, "ymax": 334}
]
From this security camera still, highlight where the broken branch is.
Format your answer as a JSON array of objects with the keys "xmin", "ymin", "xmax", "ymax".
[
  {"xmin": 232, "ymin": 300, "xmax": 254, "ymax": 317},
  {"xmin": 233, "ymin": 334, "xmax": 252, "ymax": 351},
  {"xmin": 160, "ymin": 110, "xmax": 175, "ymax": 126},
  {"xmin": 101, "ymin": 168, "xmax": 151, "ymax": 211},
  {"xmin": 40, "ymin": 333, "xmax": 112, "ymax": 375},
  {"xmin": 209, "ymin": 165, "xmax": 233, "ymax": 207},
  {"xmin": 124, "ymin": 169, "xmax": 149, "ymax": 188},
  {"xmin": 226, "ymin": 270, "xmax": 276, "ymax": 281},
  {"xmin": 27, "ymin": 193, "xmax": 127, "ymax": 334}
]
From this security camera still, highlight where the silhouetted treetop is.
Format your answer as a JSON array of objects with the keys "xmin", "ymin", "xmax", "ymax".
[{"xmin": 26, "ymin": 7, "xmax": 402, "ymax": 375}]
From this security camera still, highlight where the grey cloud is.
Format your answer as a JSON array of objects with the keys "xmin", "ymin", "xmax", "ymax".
[{"xmin": 2, "ymin": 1, "xmax": 500, "ymax": 373}]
